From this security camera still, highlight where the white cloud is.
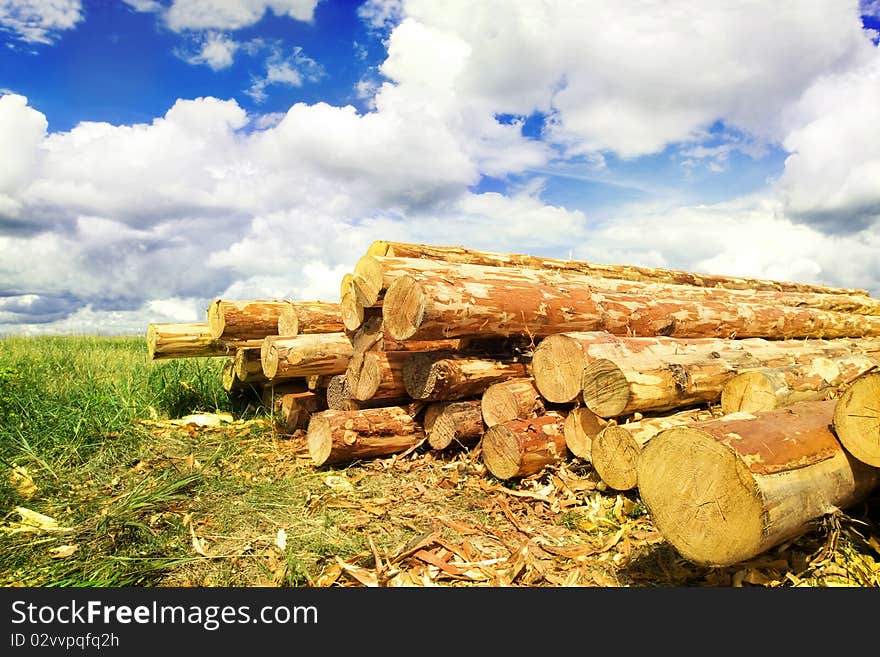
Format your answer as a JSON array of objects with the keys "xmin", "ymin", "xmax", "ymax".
[
  {"xmin": 0, "ymin": 0, "xmax": 82, "ymax": 44},
  {"xmin": 862, "ymin": 1, "xmax": 880, "ymax": 18},
  {"xmin": 122, "ymin": 0, "xmax": 162, "ymax": 12},
  {"xmin": 357, "ymin": 0, "xmax": 403, "ymax": 31},
  {"xmin": 164, "ymin": 0, "xmax": 318, "ymax": 32},
  {"xmin": 245, "ymin": 46, "xmax": 324, "ymax": 102},
  {"xmin": 0, "ymin": 93, "xmax": 47, "ymax": 218},
  {"xmin": 778, "ymin": 50, "xmax": 880, "ymax": 233},
  {"xmin": 182, "ymin": 31, "xmax": 239, "ymax": 70}
]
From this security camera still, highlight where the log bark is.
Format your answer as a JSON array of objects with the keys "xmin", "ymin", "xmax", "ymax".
[
  {"xmin": 345, "ymin": 350, "xmax": 410, "ymax": 401},
  {"xmin": 721, "ymin": 354, "xmax": 879, "ymax": 414},
  {"xmin": 402, "ymin": 352, "xmax": 529, "ymax": 402},
  {"xmin": 833, "ymin": 371, "xmax": 880, "ymax": 467},
  {"xmin": 580, "ymin": 343, "xmax": 880, "ymax": 418},
  {"xmin": 381, "ymin": 265, "xmax": 880, "ymax": 342},
  {"xmin": 207, "ymin": 299, "xmax": 289, "ymax": 340},
  {"xmin": 637, "ymin": 400, "xmax": 880, "ymax": 566},
  {"xmin": 423, "ymin": 400, "xmax": 484, "ymax": 450},
  {"xmin": 481, "ymin": 412, "xmax": 568, "ymax": 480},
  {"xmin": 146, "ymin": 323, "xmax": 260, "ymax": 360},
  {"xmin": 367, "ymin": 240, "xmax": 869, "ymax": 296},
  {"xmin": 261, "ymin": 333, "xmax": 353, "ymax": 380},
  {"xmin": 276, "ymin": 391, "xmax": 327, "ymax": 433},
  {"xmin": 562, "ymin": 408, "xmax": 608, "ymax": 460},
  {"xmin": 591, "ymin": 408, "xmax": 720, "ymax": 491},
  {"xmin": 277, "ymin": 301, "xmax": 344, "ymax": 336},
  {"xmin": 306, "ymin": 406, "xmax": 425, "ymax": 466},
  {"xmin": 480, "ymin": 378, "xmax": 545, "ymax": 427},
  {"xmin": 533, "ymin": 331, "xmax": 880, "ymax": 404},
  {"xmin": 233, "ymin": 347, "xmax": 268, "ymax": 384}
]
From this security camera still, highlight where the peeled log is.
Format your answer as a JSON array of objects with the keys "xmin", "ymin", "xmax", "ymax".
[
  {"xmin": 261, "ymin": 333, "xmax": 353, "ymax": 380},
  {"xmin": 277, "ymin": 301, "xmax": 344, "ymax": 336},
  {"xmin": 381, "ymin": 266, "xmax": 880, "ymax": 343},
  {"xmin": 833, "ymin": 372, "xmax": 880, "ymax": 467},
  {"xmin": 146, "ymin": 323, "xmax": 260, "ymax": 360},
  {"xmin": 403, "ymin": 352, "xmax": 529, "ymax": 402},
  {"xmin": 367, "ymin": 240, "xmax": 868, "ymax": 296},
  {"xmin": 306, "ymin": 406, "xmax": 425, "ymax": 466},
  {"xmin": 591, "ymin": 408, "xmax": 720, "ymax": 491},
  {"xmin": 221, "ymin": 358, "xmax": 244, "ymax": 393},
  {"xmin": 579, "ymin": 340, "xmax": 880, "ymax": 418},
  {"xmin": 482, "ymin": 413, "xmax": 568, "ymax": 480},
  {"xmin": 345, "ymin": 350, "xmax": 409, "ymax": 401},
  {"xmin": 480, "ymin": 378, "xmax": 545, "ymax": 427},
  {"xmin": 208, "ymin": 299, "xmax": 289, "ymax": 340},
  {"xmin": 562, "ymin": 408, "xmax": 608, "ymax": 460},
  {"xmin": 261, "ymin": 380, "xmax": 309, "ymax": 411},
  {"xmin": 637, "ymin": 400, "xmax": 880, "ymax": 566},
  {"xmin": 277, "ymin": 391, "xmax": 327, "ymax": 433},
  {"xmin": 721, "ymin": 354, "xmax": 879, "ymax": 414},
  {"xmin": 423, "ymin": 400, "xmax": 484, "ymax": 450}
]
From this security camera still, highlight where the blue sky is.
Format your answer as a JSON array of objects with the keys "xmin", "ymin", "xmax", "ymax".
[{"xmin": 1, "ymin": 1, "xmax": 879, "ymax": 333}]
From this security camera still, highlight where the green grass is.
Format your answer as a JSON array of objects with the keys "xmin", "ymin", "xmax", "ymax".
[{"xmin": 0, "ymin": 335, "xmax": 264, "ymax": 586}]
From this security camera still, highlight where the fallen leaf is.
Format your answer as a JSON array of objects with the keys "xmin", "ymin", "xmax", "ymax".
[
  {"xmin": 274, "ymin": 528, "xmax": 287, "ymax": 552},
  {"xmin": 335, "ymin": 558, "xmax": 379, "ymax": 587},
  {"xmin": 49, "ymin": 545, "xmax": 78, "ymax": 559},
  {"xmin": 323, "ymin": 475, "xmax": 354, "ymax": 492}
]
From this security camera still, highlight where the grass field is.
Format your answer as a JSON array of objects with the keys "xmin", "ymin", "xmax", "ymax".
[{"xmin": 1, "ymin": 335, "xmax": 879, "ymax": 587}]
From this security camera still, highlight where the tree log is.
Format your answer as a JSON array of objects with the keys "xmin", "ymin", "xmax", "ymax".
[
  {"xmin": 423, "ymin": 400, "xmax": 484, "ymax": 450},
  {"xmin": 534, "ymin": 332, "xmax": 880, "ymax": 404},
  {"xmin": 261, "ymin": 380, "xmax": 309, "ymax": 411},
  {"xmin": 276, "ymin": 391, "xmax": 327, "ymax": 433},
  {"xmin": 207, "ymin": 299, "xmax": 289, "ymax": 340},
  {"xmin": 306, "ymin": 406, "xmax": 425, "ymax": 466},
  {"xmin": 221, "ymin": 358, "xmax": 244, "ymax": 393},
  {"xmin": 580, "ymin": 342, "xmax": 879, "ymax": 418},
  {"xmin": 637, "ymin": 400, "xmax": 880, "ymax": 566},
  {"xmin": 833, "ymin": 371, "xmax": 880, "ymax": 467},
  {"xmin": 345, "ymin": 350, "xmax": 410, "ymax": 401},
  {"xmin": 233, "ymin": 347, "xmax": 268, "ymax": 384},
  {"xmin": 591, "ymin": 408, "xmax": 720, "ymax": 491},
  {"xmin": 381, "ymin": 265, "xmax": 880, "ymax": 342},
  {"xmin": 562, "ymin": 408, "xmax": 608, "ymax": 460},
  {"xmin": 480, "ymin": 378, "xmax": 545, "ymax": 427},
  {"xmin": 326, "ymin": 374, "xmax": 409, "ymax": 411},
  {"xmin": 306, "ymin": 374, "xmax": 332, "ymax": 390},
  {"xmin": 146, "ymin": 323, "xmax": 260, "ymax": 360},
  {"xmin": 481, "ymin": 412, "xmax": 568, "ymax": 480},
  {"xmin": 277, "ymin": 301, "xmax": 344, "ymax": 336},
  {"xmin": 402, "ymin": 352, "xmax": 529, "ymax": 402},
  {"xmin": 261, "ymin": 333, "xmax": 353, "ymax": 380},
  {"xmin": 721, "ymin": 354, "xmax": 879, "ymax": 414},
  {"xmin": 367, "ymin": 240, "xmax": 868, "ymax": 296}
]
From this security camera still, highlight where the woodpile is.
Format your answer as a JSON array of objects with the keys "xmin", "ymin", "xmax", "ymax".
[{"xmin": 145, "ymin": 239, "xmax": 880, "ymax": 568}]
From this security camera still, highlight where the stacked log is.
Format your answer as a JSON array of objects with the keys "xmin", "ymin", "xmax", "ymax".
[{"xmin": 147, "ymin": 240, "xmax": 880, "ymax": 568}]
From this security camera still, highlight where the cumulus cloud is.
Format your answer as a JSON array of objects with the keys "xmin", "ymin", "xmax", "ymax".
[
  {"xmin": 164, "ymin": 0, "xmax": 318, "ymax": 32},
  {"xmin": 181, "ymin": 31, "xmax": 239, "ymax": 70},
  {"xmin": 0, "ymin": 0, "xmax": 82, "ymax": 44},
  {"xmin": 778, "ymin": 50, "xmax": 880, "ymax": 233},
  {"xmin": 4, "ymin": 1, "xmax": 880, "ymax": 333},
  {"xmin": 122, "ymin": 0, "xmax": 162, "ymax": 12}
]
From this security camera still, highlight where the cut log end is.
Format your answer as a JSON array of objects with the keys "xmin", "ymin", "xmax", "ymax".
[
  {"xmin": 581, "ymin": 358, "xmax": 631, "ymax": 417},
  {"xmin": 402, "ymin": 351, "xmax": 440, "ymax": 399},
  {"xmin": 340, "ymin": 274, "xmax": 365, "ymax": 332},
  {"xmin": 532, "ymin": 334, "xmax": 589, "ymax": 403},
  {"xmin": 637, "ymin": 426, "xmax": 765, "ymax": 566},
  {"xmin": 383, "ymin": 275, "xmax": 426, "ymax": 340},
  {"xmin": 833, "ymin": 371, "xmax": 880, "ymax": 467},
  {"xmin": 348, "ymin": 352, "xmax": 381, "ymax": 401},
  {"xmin": 145, "ymin": 324, "xmax": 159, "ymax": 360},
  {"xmin": 480, "ymin": 378, "xmax": 544, "ymax": 427},
  {"xmin": 207, "ymin": 299, "xmax": 225, "ymax": 339},
  {"xmin": 591, "ymin": 425, "xmax": 641, "ymax": 491},
  {"xmin": 306, "ymin": 414, "xmax": 333, "ymax": 466},
  {"xmin": 720, "ymin": 371, "xmax": 777, "ymax": 414},
  {"xmin": 261, "ymin": 339, "xmax": 279, "ymax": 379},
  {"xmin": 562, "ymin": 407, "xmax": 604, "ymax": 460},
  {"xmin": 481, "ymin": 425, "xmax": 523, "ymax": 480}
]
